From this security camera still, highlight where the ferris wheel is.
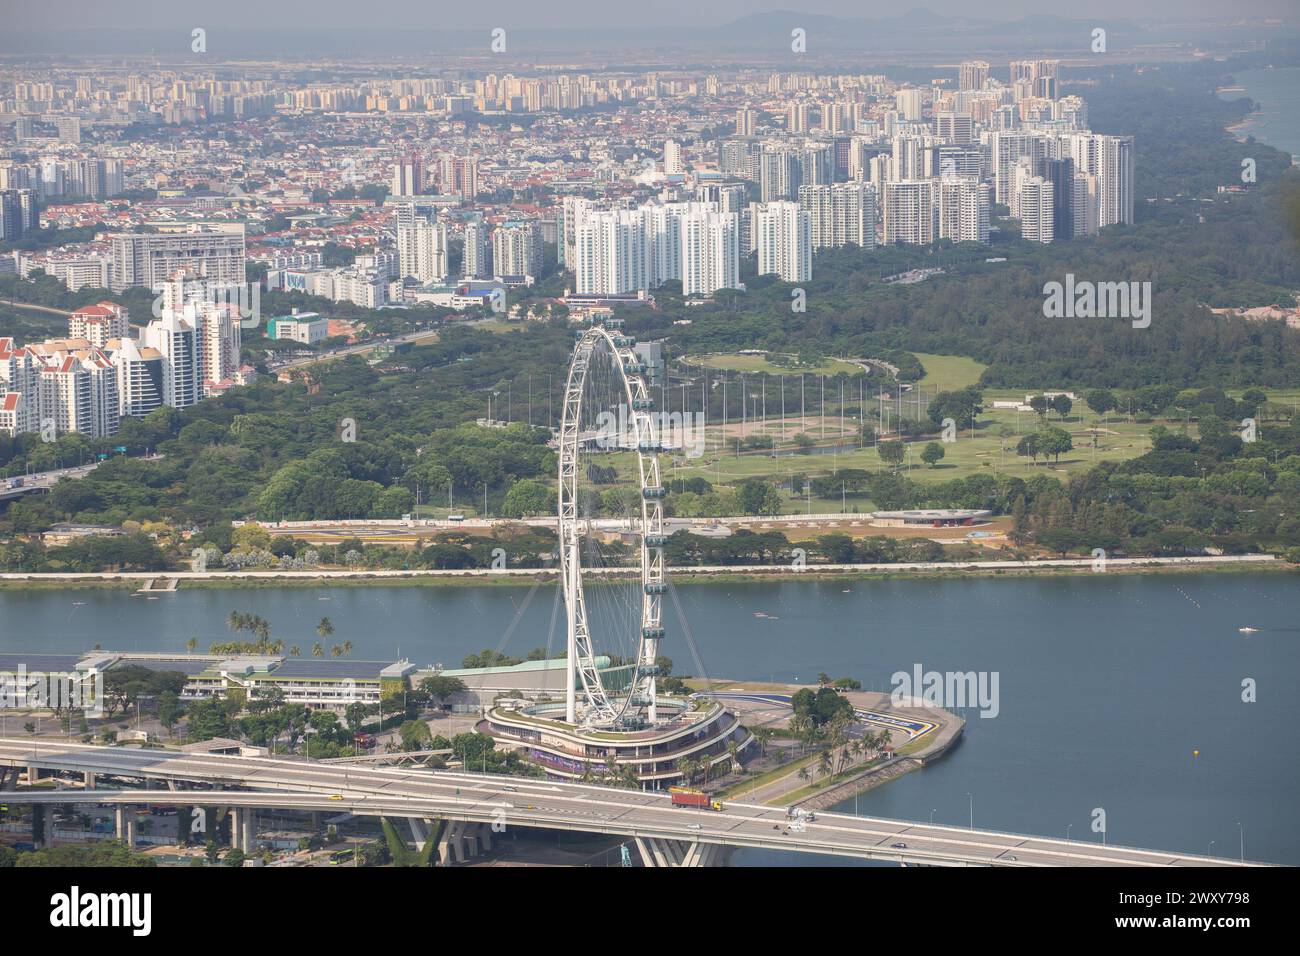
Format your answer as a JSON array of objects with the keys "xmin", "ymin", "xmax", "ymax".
[{"xmin": 558, "ymin": 324, "xmax": 667, "ymax": 728}]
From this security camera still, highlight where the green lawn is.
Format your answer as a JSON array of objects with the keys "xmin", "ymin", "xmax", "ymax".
[
  {"xmin": 600, "ymin": 404, "xmax": 1156, "ymax": 512},
  {"xmin": 913, "ymin": 353, "xmax": 988, "ymax": 392},
  {"xmin": 687, "ymin": 352, "xmax": 863, "ymax": 377}
]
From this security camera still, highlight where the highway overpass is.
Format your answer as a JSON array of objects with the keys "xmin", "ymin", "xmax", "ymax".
[{"xmin": 0, "ymin": 738, "xmax": 1261, "ymax": 867}]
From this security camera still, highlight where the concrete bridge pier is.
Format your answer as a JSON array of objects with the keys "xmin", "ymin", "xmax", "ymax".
[
  {"xmin": 437, "ymin": 820, "xmax": 460, "ymax": 864},
  {"xmin": 0, "ymin": 767, "xmax": 17, "ymax": 790},
  {"xmin": 114, "ymin": 807, "xmax": 137, "ymax": 847},
  {"xmin": 25, "ymin": 765, "xmax": 39, "ymax": 785},
  {"xmin": 241, "ymin": 810, "xmax": 255, "ymax": 853},
  {"xmin": 83, "ymin": 771, "xmax": 96, "ymax": 789},
  {"xmin": 226, "ymin": 808, "xmax": 255, "ymax": 853},
  {"xmin": 462, "ymin": 823, "xmax": 482, "ymax": 858},
  {"xmin": 635, "ymin": 838, "xmax": 731, "ymax": 868},
  {"xmin": 437, "ymin": 821, "xmax": 479, "ymax": 865}
]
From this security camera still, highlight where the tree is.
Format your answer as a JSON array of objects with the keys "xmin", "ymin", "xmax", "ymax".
[
  {"xmin": 315, "ymin": 617, "xmax": 334, "ymax": 639},
  {"xmin": 1016, "ymin": 433, "xmax": 1041, "ymax": 465},
  {"xmin": 399, "ymin": 719, "xmax": 432, "ymax": 751},
  {"xmin": 927, "ymin": 387, "xmax": 983, "ymax": 432},
  {"xmin": 877, "ymin": 440, "xmax": 906, "ymax": 469},
  {"xmin": 1050, "ymin": 394, "xmax": 1073, "ymax": 421},
  {"xmin": 1029, "ymin": 395, "xmax": 1050, "ymax": 422},
  {"xmin": 736, "ymin": 479, "xmax": 781, "ymax": 516},
  {"xmin": 1085, "ymin": 388, "xmax": 1117, "ymax": 419},
  {"xmin": 156, "ymin": 691, "xmax": 183, "ymax": 737},
  {"xmin": 420, "ymin": 675, "xmax": 467, "ymax": 710},
  {"xmin": 502, "ymin": 478, "xmax": 553, "ymax": 517},
  {"xmin": 1039, "ymin": 426, "xmax": 1074, "ymax": 463},
  {"xmin": 1011, "ymin": 495, "xmax": 1029, "ymax": 543},
  {"xmin": 920, "ymin": 442, "xmax": 945, "ymax": 467}
]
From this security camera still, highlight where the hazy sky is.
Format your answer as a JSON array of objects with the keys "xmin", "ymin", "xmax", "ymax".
[{"xmin": 4, "ymin": 0, "xmax": 1296, "ymax": 32}]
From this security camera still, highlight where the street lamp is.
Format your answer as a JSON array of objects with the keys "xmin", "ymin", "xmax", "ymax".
[
  {"xmin": 1237, "ymin": 822, "xmax": 1244, "ymax": 862},
  {"xmin": 966, "ymin": 792, "xmax": 973, "ymax": 830},
  {"xmin": 930, "ymin": 808, "xmax": 937, "ymax": 825},
  {"xmin": 1208, "ymin": 839, "xmax": 1216, "ymax": 857}
]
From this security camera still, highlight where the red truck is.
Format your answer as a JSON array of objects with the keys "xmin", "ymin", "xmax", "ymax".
[{"xmin": 669, "ymin": 787, "xmax": 723, "ymax": 811}]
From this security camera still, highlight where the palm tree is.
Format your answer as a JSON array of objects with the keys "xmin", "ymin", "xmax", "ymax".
[
  {"xmin": 289, "ymin": 645, "xmax": 301, "ymax": 657},
  {"xmin": 330, "ymin": 644, "xmax": 342, "ymax": 658},
  {"xmin": 676, "ymin": 756, "xmax": 697, "ymax": 785},
  {"xmin": 316, "ymin": 617, "xmax": 334, "ymax": 639},
  {"xmin": 312, "ymin": 643, "xmax": 324, "ymax": 658},
  {"xmin": 727, "ymin": 740, "xmax": 740, "ymax": 774},
  {"xmin": 341, "ymin": 641, "xmax": 352, "ymax": 657},
  {"xmin": 185, "ymin": 638, "xmax": 197, "ymax": 654},
  {"xmin": 818, "ymin": 750, "xmax": 833, "ymax": 779},
  {"xmin": 797, "ymin": 766, "xmax": 811, "ymax": 783}
]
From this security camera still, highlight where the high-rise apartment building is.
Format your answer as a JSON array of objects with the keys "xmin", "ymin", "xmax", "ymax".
[
  {"xmin": 391, "ymin": 156, "xmax": 424, "ymax": 197},
  {"xmin": 681, "ymin": 210, "xmax": 740, "ymax": 297},
  {"xmin": 396, "ymin": 218, "xmax": 449, "ymax": 283},
  {"xmin": 0, "ymin": 188, "xmax": 38, "ymax": 241},
  {"xmin": 938, "ymin": 179, "xmax": 991, "ymax": 243},
  {"xmin": 141, "ymin": 311, "xmax": 199, "ymax": 409},
  {"xmin": 462, "ymin": 217, "xmax": 490, "ymax": 279},
  {"xmin": 959, "ymin": 60, "xmax": 989, "ymax": 92},
  {"xmin": 492, "ymin": 221, "xmax": 543, "ymax": 279},
  {"xmin": 882, "ymin": 180, "xmax": 939, "ymax": 245},
  {"xmin": 1016, "ymin": 175, "xmax": 1055, "ymax": 243},
  {"xmin": 754, "ymin": 201, "xmax": 812, "ymax": 283},
  {"xmin": 798, "ymin": 183, "xmax": 877, "ymax": 249},
  {"xmin": 108, "ymin": 226, "xmax": 246, "ymax": 293},
  {"xmin": 575, "ymin": 209, "xmax": 650, "ymax": 295},
  {"xmin": 69, "ymin": 302, "xmax": 130, "ymax": 348}
]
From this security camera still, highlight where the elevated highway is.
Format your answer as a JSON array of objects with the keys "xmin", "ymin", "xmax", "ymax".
[{"xmin": 0, "ymin": 739, "xmax": 1261, "ymax": 867}]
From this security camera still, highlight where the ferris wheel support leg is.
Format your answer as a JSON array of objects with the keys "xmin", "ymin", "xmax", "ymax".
[{"xmin": 565, "ymin": 538, "xmax": 578, "ymax": 725}]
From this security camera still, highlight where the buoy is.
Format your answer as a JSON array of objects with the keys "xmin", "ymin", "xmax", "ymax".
[{"xmin": 1193, "ymin": 749, "xmax": 1200, "ymax": 757}]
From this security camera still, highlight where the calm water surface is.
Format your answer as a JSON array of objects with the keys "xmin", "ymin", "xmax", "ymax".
[{"xmin": 1, "ymin": 571, "xmax": 1296, "ymax": 865}]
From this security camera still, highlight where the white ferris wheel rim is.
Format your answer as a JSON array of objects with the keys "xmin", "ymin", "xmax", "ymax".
[{"xmin": 557, "ymin": 325, "xmax": 666, "ymax": 728}]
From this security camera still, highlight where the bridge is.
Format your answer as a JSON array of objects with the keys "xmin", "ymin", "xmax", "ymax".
[
  {"xmin": 0, "ymin": 739, "xmax": 1260, "ymax": 867},
  {"xmin": 0, "ymin": 462, "xmax": 103, "ymax": 502}
]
